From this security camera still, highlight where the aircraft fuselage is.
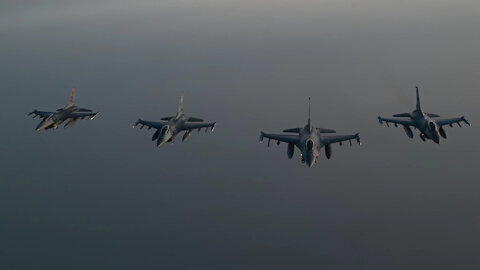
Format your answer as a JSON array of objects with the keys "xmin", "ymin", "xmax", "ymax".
[
  {"xmin": 297, "ymin": 125, "xmax": 322, "ymax": 167},
  {"xmin": 410, "ymin": 109, "xmax": 440, "ymax": 143},
  {"xmin": 36, "ymin": 107, "xmax": 78, "ymax": 131}
]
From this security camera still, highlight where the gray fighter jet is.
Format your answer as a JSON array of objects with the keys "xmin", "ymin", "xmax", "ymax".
[
  {"xmin": 378, "ymin": 87, "xmax": 470, "ymax": 144},
  {"xmin": 28, "ymin": 88, "xmax": 99, "ymax": 131},
  {"xmin": 259, "ymin": 98, "xmax": 361, "ymax": 167},
  {"xmin": 133, "ymin": 95, "xmax": 216, "ymax": 147}
]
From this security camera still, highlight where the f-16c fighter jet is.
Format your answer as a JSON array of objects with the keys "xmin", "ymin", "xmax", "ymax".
[
  {"xmin": 133, "ymin": 95, "xmax": 216, "ymax": 147},
  {"xmin": 378, "ymin": 87, "xmax": 470, "ymax": 144},
  {"xmin": 28, "ymin": 88, "xmax": 99, "ymax": 131},
  {"xmin": 260, "ymin": 98, "xmax": 361, "ymax": 167}
]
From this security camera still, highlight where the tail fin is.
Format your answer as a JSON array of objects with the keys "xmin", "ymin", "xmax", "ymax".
[
  {"xmin": 65, "ymin": 88, "xmax": 76, "ymax": 109},
  {"xmin": 307, "ymin": 97, "xmax": 311, "ymax": 127},
  {"xmin": 416, "ymin": 86, "xmax": 421, "ymax": 110},
  {"xmin": 177, "ymin": 94, "xmax": 184, "ymax": 115}
]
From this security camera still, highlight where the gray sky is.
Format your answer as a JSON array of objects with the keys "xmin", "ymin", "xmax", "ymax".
[{"xmin": 1, "ymin": 1, "xmax": 479, "ymax": 269}]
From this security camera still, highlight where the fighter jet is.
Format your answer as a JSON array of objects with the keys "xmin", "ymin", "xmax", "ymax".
[
  {"xmin": 378, "ymin": 87, "xmax": 470, "ymax": 144},
  {"xmin": 28, "ymin": 88, "xmax": 99, "ymax": 131},
  {"xmin": 133, "ymin": 95, "xmax": 216, "ymax": 147},
  {"xmin": 259, "ymin": 98, "xmax": 361, "ymax": 167}
]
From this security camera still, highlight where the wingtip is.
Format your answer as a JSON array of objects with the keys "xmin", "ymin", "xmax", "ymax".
[
  {"xmin": 355, "ymin": 133, "xmax": 361, "ymax": 145},
  {"xmin": 133, "ymin": 118, "xmax": 141, "ymax": 128},
  {"xmin": 88, "ymin": 112, "xmax": 99, "ymax": 120}
]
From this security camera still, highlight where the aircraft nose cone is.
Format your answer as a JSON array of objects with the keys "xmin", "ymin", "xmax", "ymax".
[
  {"xmin": 156, "ymin": 134, "xmax": 170, "ymax": 147},
  {"xmin": 35, "ymin": 120, "xmax": 51, "ymax": 131},
  {"xmin": 156, "ymin": 138, "xmax": 166, "ymax": 147},
  {"xmin": 306, "ymin": 157, "xmax": 315, "ymax": 167}
]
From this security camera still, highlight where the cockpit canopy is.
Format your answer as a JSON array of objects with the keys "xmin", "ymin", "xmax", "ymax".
[
  {"xmin": 306, "ymin": 139, "xmax": 314, "ymax": 151},
  {"xmin": 46, "ymin": 113, "xmax": 54, "ymax": 121},
  {"xmin": 161, "ymin": 125, "xmax": 170, "ymax": 135}
]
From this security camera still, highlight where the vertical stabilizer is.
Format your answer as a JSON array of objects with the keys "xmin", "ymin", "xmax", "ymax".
[
  {"xmin": 416, "ymin": 86, "xmax": 421, "ymax": 110},
  {"xmin": 177, "ymin": 94, "xmax": 184, "ymax": 115},
  {"xmin": 307, "ymin": 97, "xmax": 311, "ymax": 129},
  {"xmin": 65, "ymin": 87, "xmax": 76, "ymax": 108}
]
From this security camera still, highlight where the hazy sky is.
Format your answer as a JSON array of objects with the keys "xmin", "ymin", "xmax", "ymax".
[{"xmin": 1, "ymin": 1, "xmax": 480, "ymax": 269}]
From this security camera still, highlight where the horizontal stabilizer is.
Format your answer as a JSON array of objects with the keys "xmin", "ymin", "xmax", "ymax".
[
  {"xmin": 283, "ymin": 128, "xmax": 301, "ymax": 133},
  {"xmin": 426, "ymin": 113, "xmax": 440, "ymax": 118},
  {"xmin": 317, "ymin": 128, "xmax": 336, "ymax": 133},
  {"xmin": 77, "ymin": 108, "xmax": 93, "ymax": 112},
  {"xmin": 393, "ymin": 113, "xmax": 411, "ymax": 117},
  {"xmin": 187, "ymin": 117, "xmax": 204, "ymax": 122}
]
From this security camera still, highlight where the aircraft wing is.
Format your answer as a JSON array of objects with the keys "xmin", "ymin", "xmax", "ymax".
[
  {"xmin": 316, "ymin": 128, "xmax": 336, "ymax": 133},
  {"xmin": 180, "ymin": 122, "xmax": 216, "ymax": 131},
  {"xmin": 378, "ymin": 117, "xmax": 415, "ymax": 127},
  {"xmin": 69, "ymin": 112, "xmax": 99, "ymax": 120},
  {"xmin": 133, "ymin": 119, "xmax": 167, "ymax": 130},
  {"xmin": 436, "ymin": 116, "xmax": 470, "ymax": 127},
  {"xmin": 322, "ymin": 134, "xmax": 361, "ymax": 146},
  {"xmin": 260, "ymin": 132, "xmax": 299, "ymax": 144},
  {"xmin": 28, "ymin": 110, "xmax": 53, "ymax": 119}
]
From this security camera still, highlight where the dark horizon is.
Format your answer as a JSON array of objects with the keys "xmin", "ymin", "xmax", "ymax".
[{"xmin": 1, "ymin": 1, "xmax": 479, "ymax": 269}]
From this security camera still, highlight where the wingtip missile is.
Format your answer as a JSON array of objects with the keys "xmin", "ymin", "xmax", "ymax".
[
  {"xmin": 28, "ymin": 110, "xmax": 38, "ymax": 118},
  {"xmin": 378, "ymin": 116, "xmax": 383, "ymax": 125},
  {"xmin": 462, "ymin": 116, "xmax": 470, "ymax": 126},
  {"xmin": 133, "ymin": 119, "xmax": 141, "ymax": 128},
  {"xmin": 88, "ymin": 112, "xmax": 99, "ymax": 120},
  {"xmin": 355, "ymin": 133, "xmax": 362, "ymax": 145}
]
